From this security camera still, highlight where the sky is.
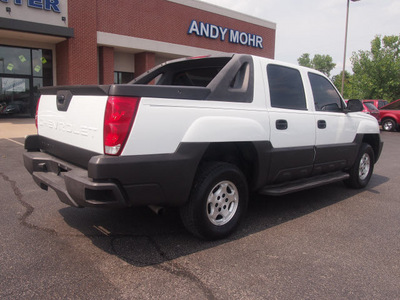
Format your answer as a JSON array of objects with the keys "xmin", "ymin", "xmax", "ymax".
[{"xmin": 199, "ymin": 0, "xmax": 400, "ymax": 77}]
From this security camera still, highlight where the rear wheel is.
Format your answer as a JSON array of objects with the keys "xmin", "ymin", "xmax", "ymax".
[
  {"xmin": 345, "ymin": 143, "xmax": 374, "ymax": 189},
  {"xmin": 180, "ymin": 162, "xmax": 248, "ymax": 240},
  {"xmin": 382, "ymin": 118, "xmax": 397, "ymax": 131}
]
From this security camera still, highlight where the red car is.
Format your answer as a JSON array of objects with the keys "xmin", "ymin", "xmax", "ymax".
[
  {"xmin": 346, "ymin": 99, "xmax": 380, "ymax": 121},
  {"xmin": 379, "ymin": 99, "xmax": 400, "ymax": 131},
  {"xmin": 362, "ymin": 99, "xmax": 389, "ymax": 109},
  {"xmin": 362, "ymin": 102, "xmax": 380, "ymax": 121}
]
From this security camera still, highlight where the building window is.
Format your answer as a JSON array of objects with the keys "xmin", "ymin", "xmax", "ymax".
[
  {"xmin": 0, "ymin": 45, "xmax": 53, "ymax": 116},
  {"xmin": 114, "ymin": 71, "xmax": 134, "ymax": 84}
]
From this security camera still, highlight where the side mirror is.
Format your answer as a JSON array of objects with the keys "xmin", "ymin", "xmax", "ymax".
[{"xmin": 346, "ymin": 99, "xmax": 363, "ymax": 112}]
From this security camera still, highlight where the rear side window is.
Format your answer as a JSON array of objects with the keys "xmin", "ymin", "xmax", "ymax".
[
  {"xmin": 267, "ymin": 64, "xmax": 307, "ymax": 110},
  {"xmin": 308, "ymin": 73, "xmax": 343, "ymax": 112}
]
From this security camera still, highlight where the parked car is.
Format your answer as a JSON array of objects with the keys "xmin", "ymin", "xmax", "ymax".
[
  {"xmin": 0, "ymin": 102, "xmax": 6, "ymax": 114},
  {"xmin": 363, "ymin": 99, "xmax": 389, "ymax": 109},
  {"xmin": 3, "ymin": 101, "xmax": 24, "ymax": 114},
  {"xmin": 345, "ymin": 100, "xmax": 380, "ymax": 121},
  {"xmin": 362, "ymin": 102, "xmax": 380, "ymax": 121},
  {"xmin": 379, "ymin": 99, "xmax": 400, "ymax": 131}
]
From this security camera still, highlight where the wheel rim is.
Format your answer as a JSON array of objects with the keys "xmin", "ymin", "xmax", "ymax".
[
  {"xmin": 383, "ymin": 121, "xmax": 393, "ymax": 131},
  {"xmin": 206, "ymin": 180, "xmax": 239, "ymax": 226},
  {"xmin": 359, "ymin": 153, "xmax": 371, "ymax": 181}
]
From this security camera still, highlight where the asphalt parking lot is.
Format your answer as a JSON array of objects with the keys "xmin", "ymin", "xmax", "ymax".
[{"xmin": 1, "ymin": 118, "xmax": 399, "ymax": 299}]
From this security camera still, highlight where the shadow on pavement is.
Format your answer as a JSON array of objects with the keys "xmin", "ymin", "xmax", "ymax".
[
  {"xmin": 59, "ymin": 173, "xmax": 389, "ymax": 267},
  {"xmin": 0, "ymin": 115, "xmax": 35, "ymax": 124}
]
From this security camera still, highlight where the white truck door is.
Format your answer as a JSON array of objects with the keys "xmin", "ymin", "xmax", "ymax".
[
  {"xmin": 307, "ymin": 72, "xmax": 359, "ymax": 174},
  {"xmin": 265, "ymin": 63, "xmax": 316, "ymax": 183}
]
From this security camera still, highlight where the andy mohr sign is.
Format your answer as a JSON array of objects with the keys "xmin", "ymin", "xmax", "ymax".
[{"xmin": 187, "ymin": 20, "xmax": 263, "ymax": 49}]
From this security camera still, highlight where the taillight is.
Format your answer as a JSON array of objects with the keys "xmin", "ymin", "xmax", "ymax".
[
  {"xmin": 35, "ymin": 97, "xmax": 41, "ymax": 130},
  {"xmin": 104, "ymin": 96, "xmax": 140, "ymax": 156}
]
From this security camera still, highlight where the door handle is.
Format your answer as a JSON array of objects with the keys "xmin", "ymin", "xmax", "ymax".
[
  {"xmin": 276, "ymin": 119, "xmax": 288, "ymax": 130},
  {"xmin": 318, "ymin": 120, "xmax": 327, "ymax": 129}
]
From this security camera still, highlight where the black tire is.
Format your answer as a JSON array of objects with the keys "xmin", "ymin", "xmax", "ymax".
[
  {"xmin": 344, "ymin": 143, "xmax": 374, "ymax": 189},
  {"xmin": 180, "ymin": 162, "xmax": 248, "ymax": 240},
  {"xmin": 381, "ymin": 118, "xmax": 397, "ymax": 131}
]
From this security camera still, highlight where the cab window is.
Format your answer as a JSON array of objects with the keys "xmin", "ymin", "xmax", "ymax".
[
  {"xmin": 267, "ymin": 64, "xmax": 307, "ymax": 110},
  {"xmin": 308, "ymin": 73, "xmax": 343, "ymax": 112}
]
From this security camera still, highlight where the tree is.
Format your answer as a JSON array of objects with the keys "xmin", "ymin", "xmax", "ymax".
[
  {"xmin": 351, "ymin": 35, "xmax": 400, "ymax": 101},
  {"xmin": 297, "ymin": 53, "xmax": 313, "ymax": 68},
  {"xmin": 297, "ymin": 53, "xmax": 336, "ymax": 77},
  {"xmin": 333, "ymin": 71, "xmax": 353, "ymax": 99}
]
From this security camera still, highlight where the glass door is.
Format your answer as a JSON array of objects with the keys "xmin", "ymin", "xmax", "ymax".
[
  {"xmin": 0, "ymin": 45, "xmax": 52, "ymax": 117},
  {"xmin": 0, "ymin": 77, "xmax": 31, "ymax": 115}
]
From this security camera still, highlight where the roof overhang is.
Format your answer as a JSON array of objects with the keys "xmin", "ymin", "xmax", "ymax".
[{"xmin": 0, "ymin": 17, "xmax": 74, "ymax": 38}]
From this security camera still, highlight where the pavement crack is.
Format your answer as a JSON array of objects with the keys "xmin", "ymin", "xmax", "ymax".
[
  {"xmin": 0, "ymin": 172, "xmax": 57, "ymax": 235},
  {"xmin": 109, "ymin": 234, "xmax": 216, "ymax": 299},
  {"xmin": 154, "ymin": 261, "xmax": 216, "ymax": 300}
]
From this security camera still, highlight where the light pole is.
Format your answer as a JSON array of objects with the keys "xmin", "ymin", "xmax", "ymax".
[{"xmin": 341, "ymin": 0, "xmax": 360, "ymax": 96}]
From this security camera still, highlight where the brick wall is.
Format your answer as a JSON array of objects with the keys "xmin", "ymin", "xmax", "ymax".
[
  {"xmin": 55, "ymin": 40, "xmax": 70, "ymax": 85},
  {"xmin": 96, "ymin": 0, "xmax": 275, "ymax": 58},
  {"xmin": 99, "ymin": 46, "xmax": 114, "ymax": 84},
  {"xmin": 56, "ymin": 0, "xmax": 98, "ymax": 85},
  {"xmin": 134, "ymin": 52, "xmax": 156, "ymax": 77},
  {"xmin": 57, "ymin": 0, "xmax": 275, "ymax": 85}
]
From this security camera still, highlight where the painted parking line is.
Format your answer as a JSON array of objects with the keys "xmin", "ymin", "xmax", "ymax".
[{"xmin": 5, "ymin": 138, "xmax": 24, "ymax": 146}]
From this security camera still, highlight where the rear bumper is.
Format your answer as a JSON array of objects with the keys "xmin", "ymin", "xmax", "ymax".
[
  {"xmin": 24, "ymin": 135, "xmax": 207, "ymax": 208},
  {"xmin": 23, "ymin": 151, "xmax": 130, "ymax": 208}
]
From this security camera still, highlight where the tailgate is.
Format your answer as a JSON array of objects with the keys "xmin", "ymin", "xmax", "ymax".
[{"xmin": 37, "ymin": 90, "xmax": 109, "ymax": 154}]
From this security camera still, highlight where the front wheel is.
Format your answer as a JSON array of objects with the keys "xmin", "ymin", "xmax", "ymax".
[
  {"xmin": 344, "ymin": 143, "xmax": 375, "ymax": 189},
  {"xmin": 180, "ymin": 162, "xmax": 248, "ymax": 240}
]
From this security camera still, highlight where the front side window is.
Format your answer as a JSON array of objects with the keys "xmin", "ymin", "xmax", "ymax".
[
  {"xmin": 308, "ymin": 73, "xmax": 343, "ymax": 112},
  {"xmin": 267, "ymin": 64, "xmax": 307, "ymax": 110}
]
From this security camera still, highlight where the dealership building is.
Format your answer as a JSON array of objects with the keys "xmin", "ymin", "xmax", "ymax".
[{"xmin": 0, "ymin": 0, "xmax": 276, "ymax": 116}]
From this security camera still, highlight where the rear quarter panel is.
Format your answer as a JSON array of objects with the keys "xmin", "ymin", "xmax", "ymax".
[{"xmin": 122, "ymin": 99, "xmax": 270, "ymax": 155}]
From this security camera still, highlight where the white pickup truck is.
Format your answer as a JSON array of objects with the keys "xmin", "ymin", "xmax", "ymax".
[{"xmin": 24, "ymin": 54, "xmax": 383, "ymax": 240}]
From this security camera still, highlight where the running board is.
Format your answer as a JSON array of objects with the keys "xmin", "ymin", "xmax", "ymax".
[{"xmin": 259, "ymin": 172, "xmax": 350, "ymax": 196}]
